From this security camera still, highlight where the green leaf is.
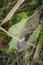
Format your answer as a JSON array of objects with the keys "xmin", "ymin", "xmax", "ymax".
[
  {"xmin": 9, "ymin": 12, "xmax": 28, "ymax": 25},
  {"xmin": 0, "ymin": 33, "xmax": 5, "ymax": 40},
  {"xmin": 8, "ymin": 18, "xmax": 28, "ymax": 50},
  {"xmin": 18, "ymin": 25, "xmax": 41, "ymax": 52},
  {"xmin": 18, "ymin": 12, "xmax": 28, "ymax": 19},
  {"xmin": 38, "ymin": 27, "xmax": 43, "ymax": 44},
  {"xmin": 9, "ymin": 57, "xmax": 18, "ymax": 65},
  {"xmin": 38, "ymin": 34, "xmax": 43, "ymax": 44},
  {"xmin": 9, "ymin": 39, "xmax": 17, "ymax": 50},
  {"xmin": 28, "ymin": 25, "xmax": 41, "ymax": 44},
  {"xmin": 29, "ymin": 0, "xmax": 38, "ymax": 5}
]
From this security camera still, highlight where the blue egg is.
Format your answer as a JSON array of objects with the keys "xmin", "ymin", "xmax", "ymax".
[{"xmin": 20, "ymin": 37, "xmax": 26, "ymax": 43}]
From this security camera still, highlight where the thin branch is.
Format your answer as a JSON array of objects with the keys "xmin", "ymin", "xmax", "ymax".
[
  {"xmin": 31, "ymin": 44, "xmax": 41, "ymax": 65},
  {"xmin": 34, "ymin": 44, "xmax": 41, "ymax": 59},
  {"xmin": 0, "ymin": 27, "xmax": 20, "ymax": 42},
  {"xmin": 0, "ymin": 27, "xmax": 36, "ymax": 48},
  {"xmin": 33, "ymin": 59, "xmax": 43, "ymax": 65}
]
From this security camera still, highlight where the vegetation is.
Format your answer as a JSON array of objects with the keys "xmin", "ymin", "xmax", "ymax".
[{"xmin": 0, "ymin": 0, "xmax": 43, "ymax": 65}]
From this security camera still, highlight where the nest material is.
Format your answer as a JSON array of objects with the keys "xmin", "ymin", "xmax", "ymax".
[{"xmin": 17, "ymin": 5, "xmax": 43, "ymax": 49}]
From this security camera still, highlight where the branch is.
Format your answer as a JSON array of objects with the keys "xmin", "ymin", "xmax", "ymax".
[
  {"xmin": 31, "ymin": 44, "xmax": 41, "ymax": 65},
  {"xmin": 0, "ymin": 27, "xmax": 20, "ymax": 42},
  {"xmin": 0, "ymin": 27, "xmax": 36, "ymax": 48}
]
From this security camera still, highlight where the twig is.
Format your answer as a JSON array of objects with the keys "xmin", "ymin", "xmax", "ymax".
[
  {"xmin": 27, "ymin": 4, "xmax": 43, "ymax": 21},
  {"xmin": 33, "ymin": 44, "xmax": 41, "ymax": 59},
  {"xmin": 31, "ymin": 44, "xmax": 41, "ymax": 65},
  {"xmin": 0, "ymin": 0, "xmax": 25, "ymax": 26},
  {"xmin": 33, "ymin": 59, "xmax": 43, "ymax": 65},
  {"xmin": 0, "ymin": 27, "xmax": 36, "ymax": 48},
  {"xmin": 0, "ymin": 27, "xmax": 20, "ymax": 42}
]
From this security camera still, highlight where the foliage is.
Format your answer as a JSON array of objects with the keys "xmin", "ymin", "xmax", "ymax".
[
  {"xmin": 8, "ymin": 18, "xmax": 28, "ymax": 50},
  {"xmin": 29, "ymin": 0, "xmax": 38, "ymax": 5},
  {"xmin": 29, "ymin": 0, "xmax": 43, "ymax": 5},
  {"xmin": 28, "ymin": 25, "xmax": 41, "ymax": 44},
  {"xmin": 0, "ymin": 32, "xmax": 5, "ymax": 40},
  {"xmin": 0, "ymin": 0, "xmax": 43, "ymax": 65},
  {"xmin": 8, "ymin": 24, "xmax": 41, "ymax": 52},
  {"xmin": 38, "ymin": 26, "xmax": 43, "ymax": 44},
  {"xmin": 9, "ymin": 12, "xmax": 28, "ymax": 25},
  {"xmin": 18, "ymin": 25, "xmax": 41, "ymax": 52}
]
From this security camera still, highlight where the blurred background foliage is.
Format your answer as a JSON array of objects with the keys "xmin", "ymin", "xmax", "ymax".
[{"xmin": 0, "ymin": 0, "xmax": 43, "ymax": 65}]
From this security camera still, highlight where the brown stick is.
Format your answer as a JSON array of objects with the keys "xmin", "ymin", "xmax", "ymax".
[
  {"xmin": 0, "ymin": 0, "xmax": 25, "ymax": 26},
  {"xmin": 0, "ymin": 27, "xmax": 20, "ymax": 42},
  {"xmin": 31, "ymin": 44, "xmax": 41, "ymax": 65},
  {"xmin": 0, "ymin": 4, "xmax": 43, "ymax": 26},
  {"xmin": 0, "ymin": 27, "xmax": 36, "ymax": 48}
]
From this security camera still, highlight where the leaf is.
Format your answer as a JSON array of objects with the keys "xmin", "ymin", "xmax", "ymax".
[
  {"xmin": 8, "ymin": 18, "xmax": 28, "ymax": 50},
  {"xmin": 38, "ymin": 34, "xmax": 43, "ymax": 44},
  {"xmin": 28, "ymin": 25, "xmax": 41, "ymax": 44},
  {"xmin": 9, "ymin": 39, "xmax": 17, "ymax": 50},
  {"xmin": 18, "ymin": 25, "xmax": 41, "ymax": 52},
  {"xmin": 18, "ymin": 12, "xmax": 28, "ymax": 19},
  {"xmin": 9, "ymin": 57, "xmax": 18, "ymax": 65},
  {"xmin": 0, "ymin": 33, "xmax": 5, "ymax": 40},
  {"xmin": 29, "ymin": 0, "xmax": 38, "ymax": 5},
  {"xmin": 38, "ymin": 26, "xmax": 43, "ymax": 44},
  {"xmin": 9, "ymin": 12, "xmax": 27, "ymax": 25}
]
